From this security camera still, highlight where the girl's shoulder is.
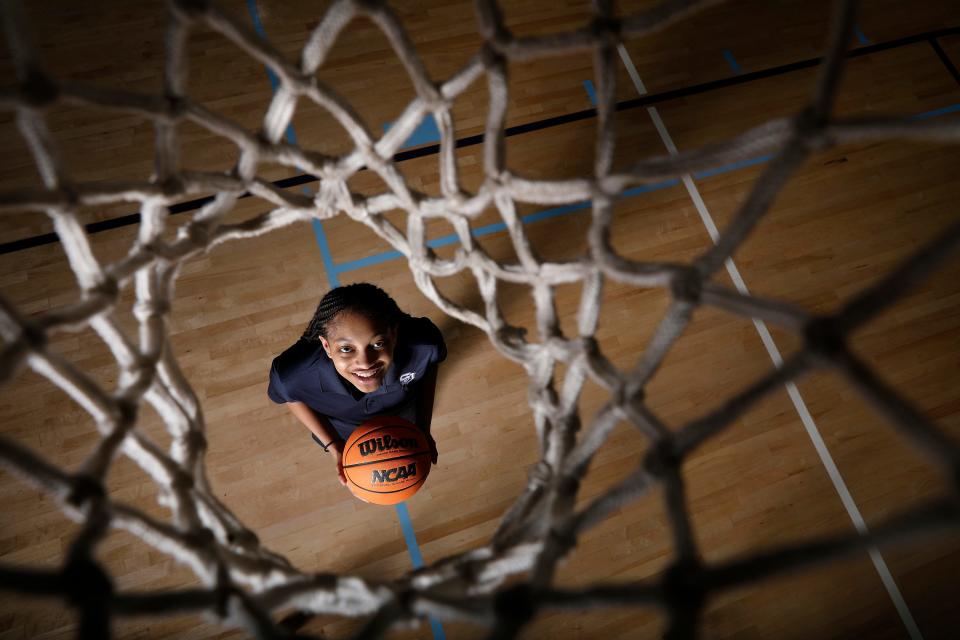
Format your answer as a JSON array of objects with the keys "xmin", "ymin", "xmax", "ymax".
[
  {"xmin": 397, "ymin": 315, "xmax": 447, "ymax": 364},
  {"xmin": 268, "ymin": 339, "xmax": 331, "ymax": 404},
  {"xmin": 272, "ymin": 338, "xmax": 328, "ymax": 377},
  {"xmin": 399, "ymin": 315, "xmax": 444, "ymax": 346}
]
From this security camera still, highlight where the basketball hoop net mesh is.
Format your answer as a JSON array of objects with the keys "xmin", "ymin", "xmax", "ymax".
[{"xmin": 0, "ymin": 0, "xmax": 958, "ymax": 637}]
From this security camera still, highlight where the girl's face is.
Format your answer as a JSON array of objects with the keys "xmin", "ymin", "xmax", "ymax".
[{"xmin": 319, "ymin": 311, "xmax": 397, "ymax": 393}]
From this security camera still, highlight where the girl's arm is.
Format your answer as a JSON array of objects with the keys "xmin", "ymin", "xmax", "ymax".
[
  {"xmin": 417, "ymin": 363, "xmax": 440, "ymax": 463},
  {"xmin": 285, "ymin": 401, "xmax": 347, "ymax": 485}
]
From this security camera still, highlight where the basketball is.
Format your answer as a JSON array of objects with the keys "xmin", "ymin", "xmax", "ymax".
[{"xmin": 342, "ymin": 416, "xmax": 432, "ymax": 505}]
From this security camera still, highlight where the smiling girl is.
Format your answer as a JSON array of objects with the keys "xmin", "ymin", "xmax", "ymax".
[{"xmin": 267, "ymin": 283, "xmax": 445, "ymax": 485}]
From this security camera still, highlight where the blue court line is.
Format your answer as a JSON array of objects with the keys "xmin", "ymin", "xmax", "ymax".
[
  {"xmin": 692, "ymin": 154, "xmax": 774, "ymax": 179},
  {"xmin": 244, "ymin": 0, "xmax": 338, "ymax": 286},
  {"xmin": 328, "ymin": 93, "xmax": 960, "ymax": 279},
  {"xmin": 394, "ymin": 503, "xmax": 425, "ymax": 566},
  {"xmin": 312, "ymin": 220, "xmax": 340, "ymax": 287},
  {"xmin": 854, "ymin": 24, "xmax": 871, "ymax": 46},
  {"xmin": 582, "ymin": 79, "xmax": 598, "ymax": 106},
  {"xmin": 383, "ymin": 113, "xmax": 442, "ymax": 149},
  {"xmin": 723, "ymin": 49, "xmax": 743, "ymax": 75},
  {"xmin": 243, "ymin": 2, "xmax": 442, "ymax": 637},
  {"xmin": 334, "ymin": 179, "xmax": 679, "ymax": 274},
  {"xmin": 909, "ymin": 103, "xmax": 960, "ymax": 120},
  {"xmin": 335, "ymin": 249, "xmax": 406, "ymax": 274},
  {"xmin": 244, "ymin": 0, "xmax": 297, "ymax": 144}
]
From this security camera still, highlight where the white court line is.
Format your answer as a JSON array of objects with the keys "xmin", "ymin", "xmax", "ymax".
[{"xmin": 616, "ymin": 45, "xmax": 923, "ymax": 640}]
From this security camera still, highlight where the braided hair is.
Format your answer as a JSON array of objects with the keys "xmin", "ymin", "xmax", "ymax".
[{"xmin": 302, "ymin": 283, "xmax": 407, "ymax": 342}]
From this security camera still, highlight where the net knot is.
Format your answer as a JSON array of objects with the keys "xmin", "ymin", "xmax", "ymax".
[
  {"xmin": 87, "ymin": 276, "xmax": 119, "ymax": 302},
  {"xmin": 530, "ymin": 385, "xmax": 559, "ymax": 417},
  {"xmin": 794, "ymin": 106, "xmax": 821, "ymax": 135},
  {"xmin": 158, "ymin": 174, "xmax": 184, "ymax": 196},
  {"xmin": 661, "ymin": 560, "xmax": 706, "ymax": 619},
  {"xmin": 579, "ymin": 335, "xmax": 599, "ymax": 355},
  {"xmin": 643, "ymin": 439, "xmax": 680, "ymax": 478},
  {"xmin": 134, "ymin": 298, "xmax": 171, "ymax": 321},
  {"xmin": 22, "ymin": 322, "xmax": 48, "ymax": 351},
  {"xmin": 132, "ymin": 355, "xmax": 158, "ymax": 385},
  {"xmin": 66, "ymin": 474, "xmax": 105, "ymax": 510},
  {"xmin": 548, "ymin": 524, "xmax": 578, "ymax": 552},
  {"xmin": 794, "ymin": 107, "xmax": 830, "ymax": 151},
  {"xmin": 136, "ymin": 239, "xmax": 161, "ymax": 259},
  {"xmin": 225, "ymin": 528, "xmax": 259, "ymax": 547},
  {"xmin": 545, "ymin": 335, "xmax": 574, "ymax": 359},
  {"xmin": 355, "ymin": 0, "xmax": 387, "ymax": 12},
  {"xmin": 163, "ymin": 94, "xmax": 188, "ymax": 122},
  {"xmin": 310, "ymin": 572, "xmax": 339, "ymax": 590},
  {"xmin": 496, "ymin": 324, "xmax": 528, "ymax": 351},
  {"xmin": 625, "ymin": 382, "xmax": 646, "ymax": 406},
  {"xmin": 425, "ymin": 93, "xmax": 446, "ymax": 114},
  {"xmin": 186, "ymin": 221, "xmax": 212, "ymax": 247},
  {"xmin": 455, "ymin": 557, "xmax": 482, "ymax": 584},
  {"xmin": 494, "ymin": 584, "xmax": 538, "ymax": 628},
  {"xmin": 171, "ymin": 471, "xmax": 195, "ymax": 492},
  {"xmin": 187, "ymin": 527, "xmax": 218, "ymax": 552},
  {"xmin": 171, "ymin": 0, "xmax": 210, "ymax": 18},
  {"xmin": 589, "ymin": 15, "xmax": 621, "ymax": 44},
  {"xmin": 114, "ymin": 398, "xmax": 139, "ymax": 430},
  {"xmin": 393, "ymin": 586, "xmax": 417, "ymax": 617},
  {"xmin": 215, "ymin": 583, "xmax": 239, "ymax": 619},
  {"xmin": 480, "ymin": 41, "xmax": 507, "ymax": 70},
  {"xmin": 19, "ymin": 68, "xmax": 59, "ymax": 107},
  {"xmin": 557, "ymin": 473, "xmax": 579, "ymax": 496},
  {"xmin": 187, "ymin": 429, "xmax": 208, "ymax": 453},
  {"xmin": 670, "ymin": 267, "xmax": 703, "ymax": 305},
  {"xmin": 529, "ymin": 461, "xmax": 553, "ymax": 487},
  {"xmin": 63, "ymin": 555, "xmax": 113, "ymax": 611},
  {"xmin": 57, "ymin": 184, "xmax": 80, "ymax": 208},
  {"xmin": 803, "ymin": 315, "xmax": 846, "ymax": 364}
]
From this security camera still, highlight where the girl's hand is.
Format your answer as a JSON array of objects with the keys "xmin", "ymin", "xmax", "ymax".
[{"xmin": 329, "ymin": 440, "xmax": 347, "ymax": 486}]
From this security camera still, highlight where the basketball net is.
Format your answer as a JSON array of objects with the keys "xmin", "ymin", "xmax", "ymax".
[{"xmin": 1, "ymin": 0, "xmax": 958, "ymax": 637}]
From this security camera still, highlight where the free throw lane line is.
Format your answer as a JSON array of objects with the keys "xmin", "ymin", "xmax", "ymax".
[{"xmin": 609, "ymin": 42, "xmax": 924, "ymax": 639}]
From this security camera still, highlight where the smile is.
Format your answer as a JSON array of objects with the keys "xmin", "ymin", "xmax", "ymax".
[{"xmin": 352, "ymin": 366, "xmax": 382, "ymax": 380}]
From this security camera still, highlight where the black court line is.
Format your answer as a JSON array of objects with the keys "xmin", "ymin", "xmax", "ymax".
[
  {"xmin": 930, "ymin": 38, "xmax": 960, "ymax": 87},
  {"xmin": 2, "ymin": 25, "xmax": 958, "ymax": 256}
]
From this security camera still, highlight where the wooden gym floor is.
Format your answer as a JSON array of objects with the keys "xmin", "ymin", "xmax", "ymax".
[{"xmin": 1, "ymin": 0, "xmax": 959, "ymax": 638}]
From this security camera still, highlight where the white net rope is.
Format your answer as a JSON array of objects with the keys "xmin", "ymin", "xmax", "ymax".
[{"xmin": 0, "ymin": 0, "xmax": 958, "ymax": 637}]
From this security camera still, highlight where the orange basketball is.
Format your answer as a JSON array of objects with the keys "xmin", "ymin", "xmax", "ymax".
[{"xmin": 342, "ymin": 416, "xmax": 432, "ymax": 505}]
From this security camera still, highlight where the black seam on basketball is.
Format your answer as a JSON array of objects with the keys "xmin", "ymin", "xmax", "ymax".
[
  {"xmin": 343, "ymin": 424, "xmax": 426, "ymax": 461},
  {"xmin": 346, "ymin": 471, "xmax": 429, "ymax": 495},
  {"xmin": 343, "ymin": 449, "xmax": 430, "ymax": 469},
  {"xmin": 342, "ymin": 451, "xmax": 432, "ymax": 470}
]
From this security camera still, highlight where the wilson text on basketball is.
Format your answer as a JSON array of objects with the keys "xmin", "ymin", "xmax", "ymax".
[{"xmin": 358, "ymin": 435, "xmax": 419, "ymax": 456}]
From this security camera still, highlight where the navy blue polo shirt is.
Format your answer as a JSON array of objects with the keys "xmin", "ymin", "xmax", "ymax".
[{"xmin": 267, "ymin": 315, "xmax": 446, "ymax": 440}]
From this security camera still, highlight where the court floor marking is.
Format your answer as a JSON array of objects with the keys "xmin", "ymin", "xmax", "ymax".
[
  {"xmin": 930, "ymin": 38, "xmax": 960, "ymax": 87},
  {"xmin": 2, "ymin": 28, "xmax": 957, "ymax": 256},
  {"xmin": 722, "ymin": 49, "xmax": 743, "ymax": 74},
  {"xmin": 328, "ymin": 97, "xmax": 954, "ymax": 278},
  {"xmin": 612, "ymin": 42, "xmax": 924, "ymax": 639},
  {"xmin": 244, "ymin": 2, "xmax": 445, "ymax": 638}
]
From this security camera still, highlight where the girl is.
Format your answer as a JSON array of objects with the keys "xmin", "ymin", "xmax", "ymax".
[{"xmin": 268, "ymin": 283, "xmax": 445, "ymax": 485}]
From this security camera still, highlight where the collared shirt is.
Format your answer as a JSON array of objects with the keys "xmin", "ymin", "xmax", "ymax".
[{"xmin": 267, "ymin": 315, "xmax": 446, "ymax": 440}]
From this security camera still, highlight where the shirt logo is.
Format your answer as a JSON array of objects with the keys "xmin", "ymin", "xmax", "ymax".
[{"xmin": 399, "ymin": 372, "xmax": 416, "ymax": 385}]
